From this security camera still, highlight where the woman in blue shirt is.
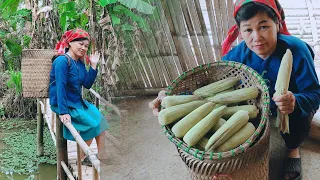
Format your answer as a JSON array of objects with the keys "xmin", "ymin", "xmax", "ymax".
[
  {"xmin": 150, "ymin": 0, "xmax": 320, "ymax": 179},
  {"xmin": 49, "ymin": 29, "xmax": 109, "ymax": 165}
]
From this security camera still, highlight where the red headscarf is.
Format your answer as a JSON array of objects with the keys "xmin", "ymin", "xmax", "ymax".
[
  {"xmin": 221, "ymin": 0, "xmax": 290, "ymax": 56},
  {"xmin": 55, "ymin": 28, "xmax": 91, "ymax": 63}
]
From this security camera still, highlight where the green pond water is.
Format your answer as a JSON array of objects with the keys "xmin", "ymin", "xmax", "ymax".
[{"xmin": 0, "ymin": 119, "xmax": 57, "ymax": 180}]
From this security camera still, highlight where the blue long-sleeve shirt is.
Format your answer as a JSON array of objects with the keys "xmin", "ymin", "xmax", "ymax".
[
  {"xmin": 222, "ymin": 34, "xmax": 320, "ymax": 118},
  {"xmin": 49, "ymin": 55, "xmax": 98, "ymax": 115}
]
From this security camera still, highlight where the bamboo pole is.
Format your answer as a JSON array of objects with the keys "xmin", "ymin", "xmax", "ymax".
[
  {"xmin": 37, "ymin": 98, "xmax": 44, "ymax": 156},
  {"xmin": 61, "ymin": 161, "xmax": 75, "ymax": 180},
  {"xmin": 77, "ymin": 143, "xmax": 82, "ymax": 180},
  {"xmin": 89, "ymin": 88, "xmax": 120, "ymax": 117},
  {"xmin": 56, "ymin": 114, "xmax": 68, "ymax": 180},
  {"xmin": 63, "ymin": 121, "xmax": 100, "ymax": 174},
  {"xmin": 39, "ymin": 101, "xmax": 57, "ymax": 146}
]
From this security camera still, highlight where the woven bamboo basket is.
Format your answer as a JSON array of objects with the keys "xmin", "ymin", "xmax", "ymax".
[
  {"xmin": 161, "ymin": 61, "xmax": 271, "ymax": 179},
  {"xmin": 21, "ymin": 49, "xmax": 56, "ymax": 98}
]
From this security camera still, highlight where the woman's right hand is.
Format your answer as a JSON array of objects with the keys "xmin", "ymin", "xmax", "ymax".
[
  {"xmin": 59, "ymin": 114, "xmax": 71, "ymax": 123},
  {"xmin": 149, "ymin": 90, "xmax": 167, "ymax": 116}
]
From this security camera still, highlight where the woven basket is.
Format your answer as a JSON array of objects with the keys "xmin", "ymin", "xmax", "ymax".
[
  {"xmin": 161, "ymin": 61, "xmax": 271, "ymax": 179},
  {"xmin": 21, "ymin": 49, "xmax": 56, "ymax": 98}
]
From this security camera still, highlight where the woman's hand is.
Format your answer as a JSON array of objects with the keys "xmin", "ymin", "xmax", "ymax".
[
  {"xmin": 89, "ymin": 52, "xmax": 100, "ymax": 70},
  {"xmin": 272, "ymin": 91, "xmax": 296, "ymax": 115},
  {"xmin": 59, "ymin": 114, "xmax": 71, "ymax": 124},
  {"xmin": 149, "ymin": 90, "xmax": 167, "ymax": 116}
]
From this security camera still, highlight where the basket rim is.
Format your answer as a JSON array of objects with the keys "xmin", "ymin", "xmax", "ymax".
[{"xmin": 161, "ymin": 61, "xmax": 270, "ymax": 160}]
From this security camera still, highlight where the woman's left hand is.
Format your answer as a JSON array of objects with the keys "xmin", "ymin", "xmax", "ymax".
[
  {"xmin": 89, "ymin": 52, "xmax": 100, "ymax": 69},
  {"xmin": 272, "ymin": 91, "xmax": 296, "ymax": 115}
]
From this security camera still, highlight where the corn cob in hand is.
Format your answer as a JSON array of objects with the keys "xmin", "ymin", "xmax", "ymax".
[{"xmin": 274, "ymin": 49, "xmax": 293, "ymax": 134}]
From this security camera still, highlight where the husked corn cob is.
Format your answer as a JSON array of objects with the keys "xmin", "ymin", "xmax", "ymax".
[
  {"xmin": 205, "ymin": 110, "xmax": 250, "ymax": 151},
  {"xmin": 216, "ymin": 122, "xmax": 255, "ymax": 152},
  {"xmin": 158, "ymin": 100, "xmax": 206, "ymax": 125},
  {"xmin": 275, "ymin": 49, "xmax": 293, "ymax": 134},
  {"xmin": 210, "ymin": 118, "xmax": 227, "ymax": 132},
  {"xmin": 172, "ymin": 102, "xmax": 215, "ymax": 138},
  {"xmin": 183, "ymin": 105, "xmax": 227, "ymax": 146},
  {"xmin": 161, "ymin": 95, "xmax": 202, "ymax": 108},
  {"xmin": 194, "ymin": 77, "xmax": 238, "ymax": 98},
  {"xmin": 204, "ymin": 88, "xmax": 234, "ymax": 101},
  {"xmin": 223, "ymin": 105, "xmax": 259, "ymax": 119},
  {"xmin": 207, "ymin": 87, "xmax": 259, "ymax": 104}
]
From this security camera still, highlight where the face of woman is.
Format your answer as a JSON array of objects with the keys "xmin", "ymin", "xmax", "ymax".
[
  {"xmin": 68, "ymin": 40, "xmax": 90, "ymax": 59},
  {"xmin": 239, "ymin": 11, "xmax": 279, "ymax": 60}
]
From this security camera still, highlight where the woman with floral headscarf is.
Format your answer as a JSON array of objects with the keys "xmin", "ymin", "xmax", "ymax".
[
  {"xmin": 49, "ymin": 28, "xmax": 109, "ymax": 166},
  {"xmin": 149, "ymin": 0, "xmax": 320, "ymax": 179}
]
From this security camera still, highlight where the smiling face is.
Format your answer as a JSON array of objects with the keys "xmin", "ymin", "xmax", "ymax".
[
  {"xmin": 68, "ymin": 39, "xmax": 90, "ymax": 59},
  {"xmin": 239, "ymin": 11, "xmax": 279, "ymax": 59}
]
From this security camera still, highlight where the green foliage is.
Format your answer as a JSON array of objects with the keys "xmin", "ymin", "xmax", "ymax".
[
  {"xmin": 6, "ymin": 70, "xmax": 22, "ymax": 96},
  {"xmin": 99, "ymin": 0, "xmax": 118, "ymax": 7},
  {"xmin": 0, "ymin": 119, "xmax": 56, "ymax": 178},
  {"xmin": 58, "ymin": 1, "xmax": 89, "ymax": 32},
  {"xmin": 112, "ymin": 5, "xmax": 150, "ymax": 32},
  {"xmin": 0, "ymin": 1, "xmax": 31, "ymax": 68},
  {"xmin": 0, "ymin": 0, "xmax": 20, "ymax": 18},
  {"xmin": 118, "ymin": 0, "xmax": 155, "ymax": 14},
  {"xmin": 4, "ymin": 40, "xmax": 22, "ymax": 55}
]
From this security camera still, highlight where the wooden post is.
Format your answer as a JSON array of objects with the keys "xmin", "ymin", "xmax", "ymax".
[
  {"xmin": 37, "ymin": 98, "xmax": 44, "ymax": 156},
  {"xmin": 56, "ymin": 114, "xmax": 68, "ymax": 180},
  {"xmin": 77, "ymin": 143, "xmax": 82, "ymax": 180},
  {"xmin": 93, "ymin": 167, "xmax": 99, "ymax": 180},
  {"xmin": 95, "ymin": 97, "xmax": 99, "ymax": 109}
]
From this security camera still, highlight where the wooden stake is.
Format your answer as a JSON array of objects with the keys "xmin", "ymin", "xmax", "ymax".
[
  {"xmin": 37, "ymin": 98, "xmax": 44, "ymax": 156},
  {"xmin": 56, "ymin": 114, "xmax": 68, "ymax": 180},
  {"xmin": 77, "ymin": 143, "xmax": 82, "ymax": 180}
]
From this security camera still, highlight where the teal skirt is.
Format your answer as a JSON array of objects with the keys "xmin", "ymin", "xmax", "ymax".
[{"xmin": 51, "ymin": 100, "xmax": 109, "ymax": 141}]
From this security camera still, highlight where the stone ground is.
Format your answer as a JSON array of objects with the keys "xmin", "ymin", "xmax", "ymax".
[{"xmin": 100, "ymin": 96, "xmax": 320, "ymax": 180}]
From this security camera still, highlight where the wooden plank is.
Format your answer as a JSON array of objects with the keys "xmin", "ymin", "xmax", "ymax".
[
  {"xmin": 179, "ymin": 0, "xmax": 203, "ymax": 65},
  {"xmin": 141, "ymin": 22, "xmax": 171, "ymax": 86},
  {"xmin": 129, "ymin": 34, "xmax": 155, "ymax": 88},
  {"xmin": 205, "ymin": 0, "xmax": 221, "ymax": 61},
  {"xmin": 153, "ymin": 0, "xmax": 184, "ymax": 76},
  {"xmin": 213, "ymin": 0, "xmax": 223, "ymax": 46},
  {"xmin": 306, "ymin": 0, "xmax": 319, "ymax": 48},
  {"xmin": 112, "ymin": 88, "xmax": 164, "ymax": 97},
  {"xmin": 125, "ymin": 55, "xmax": 145, "ymax": 89},
  {"xmin": 121, "ymin": 61, "xmax": 136, "ymax": 89},
  {"xmin": 219, "ymin": 0, "xmax": 229, "ymax": 39},
  {"xmin": 148, "ymin": 13, "xmax": 180, "ymax": 83},
  {"xmin": 159, "ymin": 0, "xmax": 188, "ymax": 71},
  {"xmin": 160, "ymin": 0, "xmax": 196, "ymax": 70},
  {"xmin": 115, "ymin": 64, "xmax": 128, "ymax": 91},
  {"xmin": 122, "ymin": 59, "xmax": 140, "ymax": 89},
  {"xmin": 168, "ymin": 0, "xmax": 197, "ymax": 69},
  {"xmin": 137, "ymin": 27, "xmax": 163, "ymax": 88},
  {"xmin": 192, "ymin": 0, "xmax": 215, "ymax": 63},
  {"xmin": 226, "ymin": 0, "xmax": 237, "ymax": 48}
]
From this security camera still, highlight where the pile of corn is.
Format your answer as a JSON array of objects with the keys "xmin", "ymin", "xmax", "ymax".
[{"xmin": 158, "ymin": 77, "xmax": 260, "ymax": 152}]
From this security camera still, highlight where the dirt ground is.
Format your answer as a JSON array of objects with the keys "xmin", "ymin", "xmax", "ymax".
[{"xmin": 100, "ymin": 96, "xmax": 320, "ymax": 180}]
